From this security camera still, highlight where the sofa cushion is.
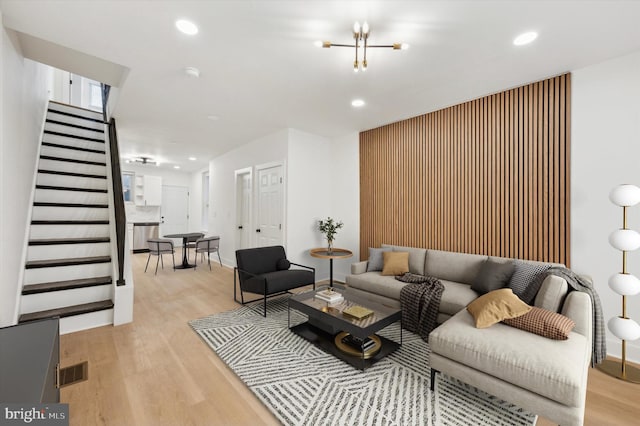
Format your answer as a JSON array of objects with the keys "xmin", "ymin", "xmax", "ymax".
[
  {"xmin": 439, "ymin": 280, "xmax": 479, "ymax": 316},
  {"xmin": 381, "ymin": 252, "xmax": 410, "ymax": 276},
  {"xmin": 471, "ymin": 260, "xmax": 516, "ymax": 294},
  {"xmin": 429, "ymin": 309, "xmax": 589, "ymax": 406},
  {"xmin": 503, "ymin": 306, "xmax": 575, "ymax": 340},
  {"xmin": 382, "ymin": 244, "xmax": 427, "ymax": 275},
  {"xmin": 508, "ymin": 261, "xmax": 551, "ymax": 304},
  {"xmin": 534, "ymin": 275, "xmax": 569, "ymax": 312},
  {"xmin": 425, "ymin": 250, "xmax": 487, "ymax": 284},
  {"xmin": 367, "ymin": 247, "xmax": 392, "ymax": 272},
  {"xmin": 467, "ymin": 288, "xmax": 532, "ymax": 328},
  {"xmin": 345, "ymin": 272, "xmax": 407, "ymax": 300}
]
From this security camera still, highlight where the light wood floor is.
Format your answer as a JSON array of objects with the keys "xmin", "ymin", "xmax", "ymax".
[{"xmin": 60, "ymin": 253, "xmax": 640, "ymax": 425}]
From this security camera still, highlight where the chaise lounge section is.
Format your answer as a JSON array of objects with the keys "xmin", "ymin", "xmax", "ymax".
[{"xmin": 345, "ymin": 244, "xmax": 592, "ymax": 426}]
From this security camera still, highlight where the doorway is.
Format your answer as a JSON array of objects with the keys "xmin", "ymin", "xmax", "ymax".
[
  {"xmin": 235, "ymin": 169, "xmax": 252, "ymax": 250},
  {"xmin": 256, "ymin": 164, "xmax": 284, "ymax": 247},
  {"xmin": 160, "ymin": 185, "xmax": 189, "ymax": 239},
  {"xmin": 202, "ymin": 171, "xmax": 210, "ymax": 231}
]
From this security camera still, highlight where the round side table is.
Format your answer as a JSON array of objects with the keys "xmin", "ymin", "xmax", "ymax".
[{"xmin": 309, "ymin": 248, "xmax": 353, "ymax": 287}]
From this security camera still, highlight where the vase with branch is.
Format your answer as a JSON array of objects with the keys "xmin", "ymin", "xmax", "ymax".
[{"xmin": 318, "ymin": 217, "xmax": 343, "ymax": 255}]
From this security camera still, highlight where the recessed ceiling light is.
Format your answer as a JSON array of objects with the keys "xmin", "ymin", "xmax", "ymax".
[
  {"xmin": 174, "ymin": 165, "xmax": 181, "ymax": 169},
  {"xmin": 351, "ymin": 99, "xmax": 365, "ymax": 107},
  {"xmin": 207, "ymin": 115, "xmax": 219, "ymax": 121},
  {"xmin": 176, "ymin": 19, "xmax": 198, "ymax": 35},
  {"xmin": 513, "ymin": 31, "xmax": 538, "ymax": 46},
  {"xmin": 188, "ymin": 157, "xmax": 197, "ymax": 161}
]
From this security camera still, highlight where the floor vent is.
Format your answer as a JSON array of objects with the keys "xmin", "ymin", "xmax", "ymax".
[{"xmin": 58, "ymin": 361, "xmax": 88, "ymax": 388}]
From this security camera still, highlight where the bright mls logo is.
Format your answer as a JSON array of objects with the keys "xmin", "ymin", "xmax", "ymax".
[{"xmin": 1, "ymin": 404, "xmax": 68, "ymax": 425}]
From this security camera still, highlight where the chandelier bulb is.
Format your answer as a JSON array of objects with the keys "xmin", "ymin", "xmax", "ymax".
[
  {"xmin": 362, "ymin": 60, "xmax": 368, "ymax": 71},
  {"xmin": 362, "ymin": 22, "xmax": 369, "ymax": 35},
  {"xmin": 353, "ymin": 21, "xmax": 360, "ymax": 34}
]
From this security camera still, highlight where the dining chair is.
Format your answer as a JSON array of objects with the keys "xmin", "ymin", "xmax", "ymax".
[
  {"xmin": 194, "ymin": 236, "xmax": 222, "ymax": 270},
  {"xmin": 184, "ymin": 232, "xmax": 205, "ymax": 257},
  {"xmin": 145, "ymin": 239, "xmax": 176, "ymax": 275}
]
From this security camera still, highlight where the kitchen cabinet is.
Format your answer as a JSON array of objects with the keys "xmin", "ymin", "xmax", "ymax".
[{"xmin": 135, "ymin": 175, "xmax": 162, "ymax": 206}]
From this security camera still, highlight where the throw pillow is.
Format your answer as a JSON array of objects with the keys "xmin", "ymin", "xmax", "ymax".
[
  {"xmin": 466, "ymin": 288, "xmax": 532, "ymax": 328},
  {"xmin": 366, "ymin": 247, "xmax": 393, "ymax": 272},
  {"xmin": 471, "ymin": 259, "xmax": 516, "ymax": 294},
  {"xmin": 508, "ymin": 261, "xmax": 551, "ymax": 304},
  {"xmin": 381, "ymin": 252, "xmax": 410, "ymax": 276},
  {"xmin": 503, "ymin": 306, "xmax": 575, "ymax": 340},
  {"xmin": 276, "ymin": 258, "xmax": 291, "ymax": 270}
]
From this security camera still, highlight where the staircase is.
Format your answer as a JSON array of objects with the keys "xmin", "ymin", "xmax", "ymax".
[{"xmin": 19, "ymin": 101, "xmax": 115, "ymax": 333}]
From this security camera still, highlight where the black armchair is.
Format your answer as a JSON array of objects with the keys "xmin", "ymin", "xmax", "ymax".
[{"xmin": 234, "ymin": 245, "xmax": 315, "ymax": 316}]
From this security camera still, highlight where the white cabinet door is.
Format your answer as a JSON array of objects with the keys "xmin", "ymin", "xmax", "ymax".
[{"xmin": 143, "ymin": 175, "xmax": 162, "ymax": 206}]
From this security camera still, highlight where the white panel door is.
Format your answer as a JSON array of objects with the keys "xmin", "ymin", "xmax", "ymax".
[
  {"xmin": 257, "ymin": 166, "xmax": 283, "ymax": 247},
  {"xmin": 236, "ymin": 172, "xmax": 251, "ymax": 249},
  {"xmin": 160, "ymin": 186, "xmax": 189, "ymax": 239}
]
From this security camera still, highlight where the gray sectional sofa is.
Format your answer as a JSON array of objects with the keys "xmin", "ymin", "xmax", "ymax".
[{"xmin": 345, "ymin": 244, "xmax": 592, "ymax": 426}]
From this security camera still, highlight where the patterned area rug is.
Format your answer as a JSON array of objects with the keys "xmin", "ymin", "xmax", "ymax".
[{"xmin": 189, "ymin": 297, "xmax": 536, "ymax": 426}]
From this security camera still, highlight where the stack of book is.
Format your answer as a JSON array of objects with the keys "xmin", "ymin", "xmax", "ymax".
[
  {"xmin": 341, "ymin": 334, "xmax": 376, "ymax": 351},
  {"xmin": 314, "ymin": 289, "xmax": 344, "ymax": 304}
]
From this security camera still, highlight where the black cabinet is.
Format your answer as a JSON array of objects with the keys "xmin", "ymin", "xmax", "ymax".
[{"xmin": 0, "ymin": 318, "xmax": 60, "ymax": 403}]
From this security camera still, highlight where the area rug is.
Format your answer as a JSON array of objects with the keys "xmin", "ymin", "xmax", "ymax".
[{"xmin": 189, "ymin": 297, "xmax": 536, "ymax": 426}]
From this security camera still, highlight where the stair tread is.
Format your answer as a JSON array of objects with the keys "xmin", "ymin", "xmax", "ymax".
[
  {"xmin": 19, "ymin": 299, "xmax": 114, "ymax": 323},
  {"xmin": 38, "ymin": 169, "xmax": 107, "ymax": 179},
  {"xmin": 22, "ymin": 276, "xmax": 112, "ymax": 295},
  {"xmin": 26, "ymin": 256, "xmax": 111, "ymax": 269},
  {"xmin": 42, "ymin": 142, "xmax": 105, "ymax": 154},
  {"xmin": 31, "ymin": 219, "xmax": 109, "ymax": 225},
  {"xmin": 33, "ymin": 201, "xmax": 108, "ymax": 208},
  {"xmin": 49, "ymin": 101, "xmax": 104, "ymax": 116},
  {"xmin": 40, "ymin": 155, "xmax": 106, "ymax": 166},
  {"xmin": 46, "ymin": 118, "xmax": 104, "ymax": 133},
  {"xmin": 44, "ymin": 130, "xmax": 104, "ymax": 143},
  {"xmin": 36, "ymin": 185, "xmax": 108, "ymax": 193},
  {"xmin": 29, "ymin": 237, "xmax": 110, "ymax": 246},
  {"xmin": 48, "ymin": 108, "xmax": 106, "ymax": 124}
]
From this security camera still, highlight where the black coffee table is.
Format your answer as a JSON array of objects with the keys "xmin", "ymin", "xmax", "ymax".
[{"xmin": 288, "ymin": 285, "xmax": 402, "ymax": 370}]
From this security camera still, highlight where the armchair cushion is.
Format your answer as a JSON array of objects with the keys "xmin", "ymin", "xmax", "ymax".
[
  {"xmin": 276, "ymin": 258, "xmax": 291, "ymax": 270},
  {"xmin": 243, "ymin": 270, "xmax": 314, "ymax": 295}
]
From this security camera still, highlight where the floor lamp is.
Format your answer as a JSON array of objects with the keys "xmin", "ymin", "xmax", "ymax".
[{"xmin": 599, "ymin": 184, "xmax": 640, "ymax": 383}]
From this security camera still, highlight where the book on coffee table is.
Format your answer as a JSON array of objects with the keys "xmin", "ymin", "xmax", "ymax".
[
  {"xmin": 315, "ymin": 289, "xmax": 344, "ymax": 303},
  {"xmin": 342, "ymin": 305, "xmax": 374, "ymax": 320}
]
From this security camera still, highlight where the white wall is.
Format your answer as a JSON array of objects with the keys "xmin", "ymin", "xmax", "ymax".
[
  {"xmin": 572, "ymin": 49, "xmax": 640, "ymax": 362},
  {"xmin": 209, "ymin": 129, "xmax": 289, "ymax": 265},
  {"xmin": 286, "ymin": 129, "xmax": 333, "ymax": 279},
  {"xmin": 0, "ymin": 21, "xmax": 51, "ymax": 326},
  {"xmin": 189, "ymin": 167, "xmax": 209, "ymax": 233},
  {"xmin": 329, "ymin": 132, "xmax": 360, "ymax": 280}
]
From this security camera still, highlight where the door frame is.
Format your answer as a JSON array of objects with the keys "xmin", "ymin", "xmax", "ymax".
[
  {"xmin": 254, "ymin": 160, "xmax": 287, "ymax": 249},
  {"xmin": 234, "ymin": 167, "xmax": 253, "ymax": 251}
]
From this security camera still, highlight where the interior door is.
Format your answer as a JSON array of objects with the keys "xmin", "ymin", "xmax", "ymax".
[
  {"xmin": 236, "ymin": 172, "xmax": 251, "ymax": 249},
  {"xmin": 160, "ymin": 185, "xmax": 189, "ymax": 241},
  {"xmin": 256, "ymin": 165, "xmax": 283, "ymax": 247}
]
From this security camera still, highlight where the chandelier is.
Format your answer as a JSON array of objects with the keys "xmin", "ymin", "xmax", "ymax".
[{"xmin": 318, "ymin": 22, "xmax": 408, "ymax": 72}]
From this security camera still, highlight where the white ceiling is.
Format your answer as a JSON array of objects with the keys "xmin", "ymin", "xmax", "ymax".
[{"xmin": 2, "ymin": 1, "xmax": 640, "ymax": 172}]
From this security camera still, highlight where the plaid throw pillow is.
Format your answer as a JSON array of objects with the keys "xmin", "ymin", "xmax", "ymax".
[
  {"xmin": 503, "ymin": 306, "xmax": 575, "ymax": 340},
  {"xmin": 508, "ymin": 262, "xmax": 550, "ymax": 303}
]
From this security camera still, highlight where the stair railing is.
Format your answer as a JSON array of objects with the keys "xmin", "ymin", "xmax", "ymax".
[{"xmin": 102, "ymin": 84, "xmax": 126, "ymax": 286}]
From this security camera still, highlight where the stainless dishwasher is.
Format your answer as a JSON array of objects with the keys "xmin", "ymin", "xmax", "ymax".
[{"xmin": 132, "ymin": 222, "xmax": 159, "ymax": 253}]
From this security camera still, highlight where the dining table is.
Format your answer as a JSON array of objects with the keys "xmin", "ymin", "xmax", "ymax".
[{"xmin": 164, "ymin": 232, "xmax": 203, "ymax": 269}]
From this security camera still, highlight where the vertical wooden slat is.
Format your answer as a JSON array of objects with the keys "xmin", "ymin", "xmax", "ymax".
[{"xmin": 358, "ymin": 73, "xmax": 570, "ymax": 264}]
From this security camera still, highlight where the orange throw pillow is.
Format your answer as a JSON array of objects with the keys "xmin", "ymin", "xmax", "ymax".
[
  {"xmin": 381, "ymin": 252, "xmax": 410, "ymax": 276},
  {"xmin": 466, "ymin": 288, "xmax": 532, "ymax": 328}
]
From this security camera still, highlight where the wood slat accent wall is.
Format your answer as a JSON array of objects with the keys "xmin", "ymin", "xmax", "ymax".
[{"xmin": 360, "ymin": 74, "xmax": 571, "ymax": 265}]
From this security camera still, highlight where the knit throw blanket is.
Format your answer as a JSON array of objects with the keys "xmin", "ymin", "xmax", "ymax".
[
  {"xmin": 396, "ymin": 273, "xmax": 444, "ymax": 341},
  {"xmin": 534, "ymin": 266, "xmax": 607, "ymax": 365}
]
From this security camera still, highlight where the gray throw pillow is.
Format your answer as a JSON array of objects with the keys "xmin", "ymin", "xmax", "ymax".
[
  {"xmin": 508, "ymin": 261, "xmax": 551, "ymax": 304},
  {"xmin": 366, "ymin": 247, "xmax": 392, "ymax": 272},
  {"xmin": 471, "ymin": 260, "xmax": 516, "ymax": 294}
]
